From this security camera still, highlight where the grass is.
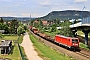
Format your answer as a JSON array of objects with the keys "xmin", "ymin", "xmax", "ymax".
[
  {"xmin": 18, "ymin": 34, "xmax": 28, "ymax": 60},
  {"xmin": 20, "ymin": 46, "xmax": 28, "ymax": 60},
  {"xmin": 2, "ymin": 35, "xmax": 18, "ymax": 41},
  {"xmin": 0, "ymin": 44, "xmax": 21, "ymax": 60},
  {"xmin": 77, "ymin": 31, "xmax": 84, "ymax": 35},
  {"xmin": 77, "ymin": 31, "xmax": 90, "ymax": 38},
  {"xmin": 77, "ymin": 31, "xmax": 90, "ymax": 49},
  {"xmin": 29, "ymin": 33, "xmax": 72, "ymax": 60},
  {"xmin": 44, "ymin": 32, "xmax": 56, "ymax": 37},
  {"xmin": 80, "ymin": 42, "xmax": 90, "ymax": 50},
  {"xmin": 18, "ymin": 35, "xmax": 23, "ymax": 44},
  {"xmin": 77, "ymin": 30, "xmax": 90, "ymax": 36}
]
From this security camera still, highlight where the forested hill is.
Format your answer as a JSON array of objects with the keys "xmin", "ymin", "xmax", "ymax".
[
  {"xmin": 0, "ymin": 17, "xmax": 34, "ymax": 20},
  {"xmin": 40, "ymin": 10, "xmax": 90, "ymax": 20}
]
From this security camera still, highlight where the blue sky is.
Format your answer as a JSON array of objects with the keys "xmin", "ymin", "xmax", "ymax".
[{"xmin": 0, "ymin": 0, "xmax": 90, "ymax": 17}]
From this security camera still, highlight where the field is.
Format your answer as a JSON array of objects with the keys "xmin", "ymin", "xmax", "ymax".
[
  {"xmin": 2, "ymin": 35, "xmax": 18, "ymax": 40},
  {"xmin": 29, "ymin": 33, "xmax": 72, "ymax": 60}
]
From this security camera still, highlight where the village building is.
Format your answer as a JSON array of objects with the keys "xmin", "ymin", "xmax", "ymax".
[
  {"xmin": 41, "ymin": 20, "xmax": 49, "ymax": 26},
  {"xmin": 34, "ymin": 20, "xmax": 39, "ymax": 23},
  {"xmin": 0, "ymin": 40, "xmax": 12, "ymax": 54},
  {"xmin": 33, "ymin": 20, "xmax": 50, "ymax": 26}
]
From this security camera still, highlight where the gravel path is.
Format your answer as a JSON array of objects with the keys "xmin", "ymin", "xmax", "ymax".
[{"xmin": 20, "ymin": 32, "xmax": 43, "ymax": 60}]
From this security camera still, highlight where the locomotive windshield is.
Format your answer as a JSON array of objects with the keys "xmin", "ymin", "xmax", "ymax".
[{"xmin": 72, "ymin": 39, "xmax": 78, "ymax": 43}]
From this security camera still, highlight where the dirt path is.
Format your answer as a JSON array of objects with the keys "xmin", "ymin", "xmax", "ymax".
[{"xmin": 20, "ymin": 32, "xmax": 43, "ymax": 60}]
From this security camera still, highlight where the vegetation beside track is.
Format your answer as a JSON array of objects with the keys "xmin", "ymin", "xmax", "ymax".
[
  {"xmin": 80, "ymin": 42, "xmax": 90, "ymax": 50},
  {"xmin": 29, "ymin": 33, "xmax": 73, "ymax": 60}
]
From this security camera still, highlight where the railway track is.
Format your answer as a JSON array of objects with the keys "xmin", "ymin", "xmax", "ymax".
[
  {"xmin": 76, "ymin": 52, "xmax": 90, "ymax": 59},
  {"xmin": 30, "ymin": 31, "xmax": 90, "ymax": 60},
  {"xmin": 75, "ymin": 48, "xmax": 90, "ymax": 59}
]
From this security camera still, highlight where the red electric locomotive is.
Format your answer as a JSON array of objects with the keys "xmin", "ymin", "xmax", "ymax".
[{"xmin": 55, "ymin": 35, "xmax": 79, "ymax": 51}]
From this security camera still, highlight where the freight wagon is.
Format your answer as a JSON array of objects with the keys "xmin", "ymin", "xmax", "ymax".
[{"xmin": 31, "ymin": 27, "xmax": 39, "ymax": 34}]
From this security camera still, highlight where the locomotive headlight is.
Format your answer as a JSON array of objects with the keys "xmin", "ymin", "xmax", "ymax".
[{"xmin": 73, "ymin": 44, "xmax": 74, "ymax": 45}]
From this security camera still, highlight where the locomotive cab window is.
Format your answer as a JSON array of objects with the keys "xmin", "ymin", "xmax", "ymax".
[{"xmin": 72, "ymin": 39, "xmax": 78, "ymax": 43}]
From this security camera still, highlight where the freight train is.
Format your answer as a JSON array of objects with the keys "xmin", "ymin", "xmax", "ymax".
[{"xmin": 30, "ymin": 26, "xmax": 79, "ymax": 51}]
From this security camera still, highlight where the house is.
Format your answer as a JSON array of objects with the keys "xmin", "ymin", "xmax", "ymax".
[
  {"xmin": 34, "ymin": 20, "xmax": 39, "ymax": 23},
  {"xmin": 0, "ymin": 30, "xmax": 5, "ymax": 33},
  {"xmin": 41, "ymin": 20, "xmax": 49, "ymax": 26},
  {"xmin": 0, "ymin": 40, "xmax": 12, "ymax": 54}
]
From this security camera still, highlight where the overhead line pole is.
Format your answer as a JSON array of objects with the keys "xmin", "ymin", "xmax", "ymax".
[{"xmin": 81, "ymin": 6, "xmax": 86, "ymax": 25}]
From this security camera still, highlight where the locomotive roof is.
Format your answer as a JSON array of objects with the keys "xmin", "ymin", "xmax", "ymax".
[
  {"xmin": 56, "ymin": 35, "xmax": 77, "ymax": 39},
  {"xmin": 56, "ymin": 35, "xmax": 69, "ymax": 38}
]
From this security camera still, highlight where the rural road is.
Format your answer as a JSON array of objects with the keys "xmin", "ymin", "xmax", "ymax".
[{"xmin": 21, "ymin": 32, "xmax": 43, "ymax": 60}]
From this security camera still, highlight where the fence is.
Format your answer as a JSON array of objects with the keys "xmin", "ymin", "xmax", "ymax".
[{"xmin": 17, "ymin": 36, "xmax": 28, "ymax": 60}]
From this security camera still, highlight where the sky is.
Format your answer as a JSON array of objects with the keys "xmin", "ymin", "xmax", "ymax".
[{"xmin": 0, "ymin": 0, "xmax": 90, "ymax": 17}]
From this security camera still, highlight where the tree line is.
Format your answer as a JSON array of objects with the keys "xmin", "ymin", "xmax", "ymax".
[{"xmin": 0, "ymin": 17, "xmax": 27, "ymax": 35}]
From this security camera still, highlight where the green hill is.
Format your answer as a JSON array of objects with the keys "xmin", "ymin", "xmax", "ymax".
[{"xmin": 40, "ymin": 10, "xmax": 90, "ymax": 20}]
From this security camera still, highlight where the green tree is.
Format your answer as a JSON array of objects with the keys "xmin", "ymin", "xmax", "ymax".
[
  {"xmin": 17, "ymin": 26, "xmax": 25, "ymax": 35},
  {"xmin": 17, "ymin": 23, "xmax": 27, "ymax": 35},
  {"xmin": 0, "ymin": 23, "xmax": 9, "ymax": 33},
  {"xmin": 29, "ymin": 20, "xmax": 35, "ymax": 26},
  {"xmin": 9, "ymin": 20, "xmax": 19, "ymax": 34},
  {"xmin": 0, "ymin": 33, "xmax": 3, "ymax": 40},
  {"xmin": 54, "ymin": 18, "xmax": 60, "ymax": 25},
  {"xmin": 23, "ymin": 25, "xmax": 27, "ymax": 30},
  {"xmin": 59, "ymin": 20, "xmax": 74, "ymax": 37},
  {"xmin": 0, "ymin": 33, "xmax": 2, "ymax": 38},
  {"xmin": 50, "ymin": 24, "xmax": 57, "ymax": 32},
  {"xmin": 34, "ymin": 20, "xmax": 43, "ymax": 29},
  {"xmin": 0, "ymin": 17, "xmax": 4, "ymax": 23}
]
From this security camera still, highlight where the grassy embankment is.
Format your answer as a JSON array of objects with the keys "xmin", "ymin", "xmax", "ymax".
[
  {"xmin": 0, "ymin": 34, "xmax": 21, "ymax": 60},
  {"xmin": 29, "ymin": 33, "xmax": 73, "ymax": 60}
]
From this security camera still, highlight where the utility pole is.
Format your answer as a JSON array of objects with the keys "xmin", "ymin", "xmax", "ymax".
[
  {"xmin": 81, "ymin": 6, "xmax": 86, "ymax": 25},
  {"xmin": 29, "ymin": 15, "xmax": 31, "ymax": 26}
]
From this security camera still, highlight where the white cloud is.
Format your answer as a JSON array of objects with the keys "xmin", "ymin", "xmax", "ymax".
[
  {"xmin": 74, "ymin": 0, "xmax": 87, "ymax": 3},
  {"xmin": 0, "ymin": 0, "xmax": 13, "ymax": 2},
  {"xmin": 0, "ymin": 0, "xmax": 26, "ymax": 2},
  {"xmin": 39, "ymin": 1, "xmax": 51, "ymax": 6},
  {"xmin": 21, "ymin": 13, "xmax": 30, "ymax": 17},
  {"xmin": 0, "ymin": 13, "xmax": 13, "ymax": 17}
]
